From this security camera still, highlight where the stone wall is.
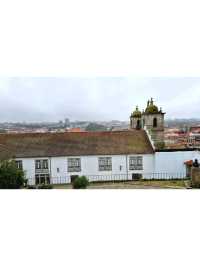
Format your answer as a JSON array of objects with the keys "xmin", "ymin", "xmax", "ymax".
[{"xmin": 191, "ymin": 167, "xmax": 200, "ymax": 187}]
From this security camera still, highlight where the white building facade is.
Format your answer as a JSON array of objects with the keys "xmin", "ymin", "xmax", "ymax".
[
  {"xmin": 17, "ymin": 153, "xmax": 155, "ymax": 184},
  {"xmin": 14, "ymin": 149, "xmax": 200, "ymax": 185}
]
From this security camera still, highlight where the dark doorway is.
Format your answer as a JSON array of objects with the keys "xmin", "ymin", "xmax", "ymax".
[
  {"xmin": 136, "ymin": 120, "xmax": 141, "ymax": 129},
  {"xmin": 132, "ymin": 173, "xmax": 142, "ymax": 180}
]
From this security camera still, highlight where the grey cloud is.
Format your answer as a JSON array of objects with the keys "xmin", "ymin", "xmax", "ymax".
[{"xmin": 0, "ymin": 77, "xmax": 199, "ymax": 122}]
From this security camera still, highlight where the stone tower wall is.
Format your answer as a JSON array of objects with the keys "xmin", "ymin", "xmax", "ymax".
[
  {"xmin": 142, "ymin": 113, "xmax": 164, "ymax": 130},
  {"xmin": 130, "ymin": 117, "xmax": 141, "ymax": 129},
  {"xmin": 142, "ymin": 113, "xmax": 165, "ymax": 147}
]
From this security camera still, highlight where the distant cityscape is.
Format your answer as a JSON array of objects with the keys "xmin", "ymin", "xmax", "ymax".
[
  {"xmin": 0, "ymin": 118, "xmax": 129, "ymax": 133},
  {"xmin": 1, "ymin": 117, "xmax": 200, "ymax": 149}
]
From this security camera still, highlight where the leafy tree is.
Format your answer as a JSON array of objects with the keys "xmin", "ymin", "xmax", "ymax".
[
  {"xmin": 0, "ymin": 160, "xmax": 26, "ymax": 189},
  {"xmin": 156, "ymin": 142, "xmax": 166, "ymax": 150},
  {"xmin": 85, "ymin": 123, "xmax": 107, "ymax": 132}
]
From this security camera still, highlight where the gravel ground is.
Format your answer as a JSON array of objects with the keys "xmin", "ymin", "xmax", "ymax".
[{"xmin": 53, "ymin": 180, "xmax": 188, "ymax": 189}]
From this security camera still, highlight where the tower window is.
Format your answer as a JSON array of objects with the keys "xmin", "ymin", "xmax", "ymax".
[{"xmin": 153, "ymin": 118, "xmax": 157, "ymax": 128}]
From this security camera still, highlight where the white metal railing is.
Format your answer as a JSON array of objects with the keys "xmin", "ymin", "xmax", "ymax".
[{"xmin": 27, "ymin": 172, "xmax": 187, "ymax": 185}]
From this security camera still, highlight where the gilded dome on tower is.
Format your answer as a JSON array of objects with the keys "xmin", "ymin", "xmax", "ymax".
[
  {"xmin": 145, "ymin": 98, "xmax": 159, "ymax": 114},
  {"xmin": 131, "ymin": 106, "xmax": 142, "ymax": 118}
]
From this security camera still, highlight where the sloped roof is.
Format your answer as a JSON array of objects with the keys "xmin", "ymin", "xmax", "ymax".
[{"xmin": 0, "ymin": 130, "xmax": 154, "ymax": 159}]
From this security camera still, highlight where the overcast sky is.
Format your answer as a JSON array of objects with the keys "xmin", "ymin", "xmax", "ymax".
[{"xmin": 0, "ymin": 77, "xmax": 199, "ymax": 122}]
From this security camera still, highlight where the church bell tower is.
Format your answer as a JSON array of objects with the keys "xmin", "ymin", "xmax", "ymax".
[
  {"xmin": 130, "ymin": 106, "xmax": 142, "ymax": 130},
  {"xmin": 130, "ymin": 98, "xmax": 165, "ymax": 149},
  {"xmin": 142, "ymin": 98, "xmax": 165, "ymax": 148}
]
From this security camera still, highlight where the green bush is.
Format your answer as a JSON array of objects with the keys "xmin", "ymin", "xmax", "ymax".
[
  {"xmin": 73, "ymin": 176, "xmax": 89, "ymax": 189},
  {"xmin": 71, "ymin": 175, "xmax": 79, "ymax": 183},
  {"xmin": 0, "ymin": 160, "xmax": 26, "ymax": 189}
]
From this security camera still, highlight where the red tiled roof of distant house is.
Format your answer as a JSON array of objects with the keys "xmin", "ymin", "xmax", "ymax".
[
  {"xmin": 190, "ymin": 127, "xmax": 200, "ymax": 134},
  {"xmin": 184, "ymin": 160, "xmax": 193, "ymax": 166},
  {"xmin": 67, "ymin": 128, "xmax": 85, "ymax": 133}
]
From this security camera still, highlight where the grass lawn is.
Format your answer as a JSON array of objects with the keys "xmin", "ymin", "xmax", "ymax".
[{"xmin": 53, "ymin": 179, "xmax": 190, "ymax": 189}]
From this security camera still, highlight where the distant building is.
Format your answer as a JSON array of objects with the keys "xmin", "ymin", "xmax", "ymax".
[
  {"xmin": 187, "ymin": 126, "xmax": 200, "ymax": 148},
  {"xmin": 164, "ymin": 128, "xmax": 188, "ymax": 148},
  {"xmin": 64, "ymin": 118, "xmax": 70, "ymax": 127},
  {"xmin": 164, "ymin": 126, "xmax": 200, "ymax": 149}
]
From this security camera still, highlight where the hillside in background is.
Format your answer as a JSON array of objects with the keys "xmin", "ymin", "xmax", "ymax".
[{"xmin": 165, "ymin": 119, "xmax": 200, "ymax": 129}]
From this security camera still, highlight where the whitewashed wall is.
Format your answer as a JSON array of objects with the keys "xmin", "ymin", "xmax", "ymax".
[
  {"xmin": 153, "ymin": 150, "xmax": 200, "ymax": 179},
  {"xmin": 50, "ymin": 154, "xmax": 154, "ymax": 182},
  {"xmin": 20, "ymin": 154, "xmax": 154, "ymax": 183},
  {"xmin": 19, "ymin": 150, "xmax": 200, "ymax": 183},
  {"xmin": 22, "ymin": 157, "xmax": 50, "ymax": 185}
]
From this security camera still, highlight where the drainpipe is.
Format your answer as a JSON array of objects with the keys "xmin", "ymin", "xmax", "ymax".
[
  {"xmin": 126, "ymin": 154, "xmax": 128, "ymax": 180},
  {"xmin": 49, "ymin": 157, "xmax": 52, "ymax": 184}
]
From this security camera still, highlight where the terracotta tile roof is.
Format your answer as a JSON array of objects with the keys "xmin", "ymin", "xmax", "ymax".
[
  {"xmin": 184, "ymin": 160, "xmax": 193, "ymax": 166},
  {"xmin": 67, "ymin": 128, "xmax": 85, "ymax": 132},
  {"xmin": 0, "ymin": 130, "xmax": 154, "ymax": 159}
]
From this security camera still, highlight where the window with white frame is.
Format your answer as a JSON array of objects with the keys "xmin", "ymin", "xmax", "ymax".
[
  {"xmin": 15, "ymin": 160, "xmax": 23, "ymax": 170},
  {"xmin": 68, "ymin": 158, "xmax": 81, "ymax": 172},
  {"xmin": 35, "ymin": 159, "xmax": 49, "ymax": 170},
  {"xmin": 99, "ymin": 157, "xmax": 112, "ymax": 171},
  {"xmin": 129, "ymin": 156, "xmax": 143, "ymax": 170}
]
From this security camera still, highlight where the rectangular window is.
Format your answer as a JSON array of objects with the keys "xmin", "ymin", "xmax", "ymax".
[
  {"xmin": 68, "ymin": 158, "xmax": 81, "ymax": 172},
  {"xmin": 129, "ymin": 156, "xmax": 143, "ymax": 170},
  {"xmin": 15, "ymin": 160, "xmax": 23, "ymax": 170},
  {"xmin": 35, "ymin": 160, "xmax": 49, "ymax": 170},
  {"xmin": 35, "ymin": 160, "xmax": 42, "ymax": 170},
  {"xmin": 99, "ymin": 157, "xmax": 112, "ymax": 171},
  {"xmin": 42, "ymin": 160, "xmax": 49, "ymax": 169}
]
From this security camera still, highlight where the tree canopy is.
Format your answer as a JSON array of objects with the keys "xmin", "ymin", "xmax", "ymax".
[
  {"xmin": 85, "ymin": 123, "xmax": 107, "ymax": 132},
  {"xmin": 0, "ymin": 160, "xmax": 26, "ymax": 189}
]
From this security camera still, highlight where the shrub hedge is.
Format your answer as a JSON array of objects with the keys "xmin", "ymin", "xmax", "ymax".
[{"xmin": 72, "ymin": 176, "xmax": 89, "ymax": 189}]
